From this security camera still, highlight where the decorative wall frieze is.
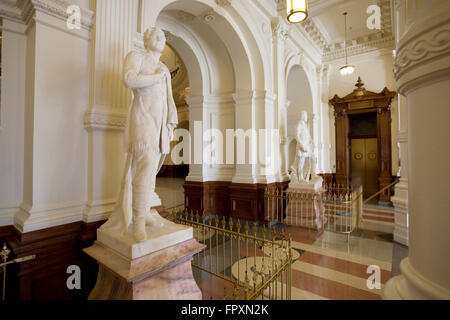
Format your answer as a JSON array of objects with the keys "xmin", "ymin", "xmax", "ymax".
[
  {"xmin": 0, "ymin": 0, "xmax": 22, "ymax": 22},
  {"xmin": 323, "ymin": 35, "xmax": 395, "ymax": 62},
  {"xmin": 84, "ymin": 109, "xmax": 128, "ymax": 131},
  {"xmin": 300, "ymin": 19, "xmax": 328, "ymax": 53},
  {"xmin": 273, "ymin": 0, "xmax": 395, "ymax": 63},
  {"xmin": 321, "ymin": 0, "xmax": 394, "ymax": 60},
  {"xmin": 379, "ymin": 0, "xmax": 394, "ymax": 35},
  {"xmin": 394, "ymin": 26, "xmax": 450, "ymax": 80},
  {"xmin": 0, "ymin": 0, "xmax": 94, "ymax": 30}
]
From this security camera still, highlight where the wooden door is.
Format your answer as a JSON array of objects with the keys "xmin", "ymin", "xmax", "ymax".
[{"xmin": 351, "ymin": 138, "xmax": 378, "ymax": 199}]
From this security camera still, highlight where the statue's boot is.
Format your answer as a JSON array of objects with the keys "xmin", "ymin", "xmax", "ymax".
[
  {"xmin": 145, "ymin": 209, "xmax": 165, "ymax": 228},
  {"xmin": 133, "ymin": 211, "xmax": 147, "ymax": 243}
]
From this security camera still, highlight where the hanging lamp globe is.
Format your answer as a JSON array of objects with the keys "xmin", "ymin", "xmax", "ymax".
[
  {"xmin": 340, "ymin": 12, "xmax": 355, "ymax": 76},
  {"xmin": 287, "ymin": 0, "xmax": 308, "ymax": 23},
  {"xmin": 340, "ymin": 64, "xmax": 355, "ymax": 76}
]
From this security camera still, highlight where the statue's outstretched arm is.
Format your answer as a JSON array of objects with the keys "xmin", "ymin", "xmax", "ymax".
[{"xmin": 123, "ymin": 51, "xmax": 163, "ymax": 89}]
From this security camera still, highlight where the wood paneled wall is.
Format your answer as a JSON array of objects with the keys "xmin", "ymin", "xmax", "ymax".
[
  {"xmin": 184, "ymin": 181, "xmax": 290, "ymax": 222},
  {"xmin": 0, "ymin": 221, "xmax": 104, "ymax": 300}
]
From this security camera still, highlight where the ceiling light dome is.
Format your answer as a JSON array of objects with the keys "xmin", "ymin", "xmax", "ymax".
[
  {"xmin": 340, "ymin": 64, "xmax": 355, "ymax": 76},
  {"xmin": 287, "ymin": 0, "xmax": 308, "ymax": 23}
]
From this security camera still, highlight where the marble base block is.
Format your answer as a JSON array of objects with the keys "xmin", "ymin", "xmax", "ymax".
[
  {"xmin": 285, "ymin": 177, "xmax": 325, "ymax": 230},
  {"xmin": 97, "ymin": 219, "xmax": 193, "ymax": 260},
  {"xmin": 288, "ymin": 176, "xmax": 323, "ymax": 192},
  {"xmin": 284, "ymin": 194, "xmax": 326, "ymax": 230},
  {"xmin": 83, "ymin": 239, "xmax": 206, "ymax": 300}
]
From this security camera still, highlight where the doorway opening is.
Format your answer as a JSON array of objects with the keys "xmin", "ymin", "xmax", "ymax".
[{"xmin": 349, "ymin": 112, "xmax": 378, "ymax": 200}]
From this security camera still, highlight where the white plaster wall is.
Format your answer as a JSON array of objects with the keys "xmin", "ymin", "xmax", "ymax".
[
  {"xmin": 3, "ymin": 7, "xmax": 92, "ymax": 232},
  {"xmin": 0, "ymin": 21, "xmax": 26, "ymax": 226},
  {"xmin": 31, "ymin": 22, "xmax": 89, "ymax": 208},
  {"xmin": 327, "ymin": 49, "xmax": 399, "ymax": 176}
]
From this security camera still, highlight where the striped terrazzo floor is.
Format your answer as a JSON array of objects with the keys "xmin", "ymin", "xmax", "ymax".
[
  {"xmin": 283, "ymin": 227, "xmax": 392, "ymax": 300},
  {"xmin": 196, "ymin": 226, "xmax": 393, "ymax": 300},
  {"xmin": 362, "ymin": 204, "xmax": 395, "ymax": 224}
]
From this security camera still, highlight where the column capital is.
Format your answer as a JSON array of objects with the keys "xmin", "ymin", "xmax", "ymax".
[{"xmin": 271, "ymin": 17, "xmax": 289, "ymax": 42}]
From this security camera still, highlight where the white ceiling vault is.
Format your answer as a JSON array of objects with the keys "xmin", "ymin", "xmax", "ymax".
[{"xmin": 276, "ymin": 0, "xmax": 395, "ymax": 62}]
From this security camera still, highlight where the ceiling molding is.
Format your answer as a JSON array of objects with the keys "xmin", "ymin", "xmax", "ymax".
[
  {"xmin": 275, "ymin": 0, "xmax": 395, "ymax": 62},
  {"xmin": 323, "ymin": 35, "xmax": 395, "ymax": 62},
  {"xmin": 300, "ymin": 18, "xmax": 329, "ymax": 53},
  {"xmin": 0, "ymin": 0, "xmax": 94, "ymax": 30},
  {"xmin": 322, "ymin": 0, "xmax": 394, "ymax": 59}
]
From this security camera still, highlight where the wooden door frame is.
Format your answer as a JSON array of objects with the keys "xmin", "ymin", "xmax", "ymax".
[{"xmin": 329, "ymin": 78, "xmax": 396, "ymax": 203}]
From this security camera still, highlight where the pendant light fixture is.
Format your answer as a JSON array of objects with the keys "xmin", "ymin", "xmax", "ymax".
[
  {"xmin": 287, "ymin": 0, "xmax": 308, "ymax": 24},
  {"xmin": 340, "ymin": 12, "xmax": 355, "ymax": 76}
]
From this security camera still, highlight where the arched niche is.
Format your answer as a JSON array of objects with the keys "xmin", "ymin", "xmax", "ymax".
[{"xmin": 286, "ymin": 65, "xmax": 314, "ymax": 170}]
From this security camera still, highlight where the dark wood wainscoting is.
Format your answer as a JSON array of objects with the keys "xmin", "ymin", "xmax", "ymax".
[
  {"xmin": 157, "ymin": 165, "xmax": 189, "ymax": 178},
  {"xmin": 0, "ymin": 206, "xmax": 175, "ymax": 301},
  {"xmin": 0, "ymin": 221, "xmax": 106, "ymax": 300},
  {"xmin": 183, "ymin": 181, "xmax": 232, "ymax": 217},
  {"xmin": 184, "ymin": 181, "xmax": 290, "ymax": 222}
]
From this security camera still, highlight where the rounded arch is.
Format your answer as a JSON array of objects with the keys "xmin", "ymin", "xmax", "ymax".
[
  {"xmin": 157, "ymin": 14, "xmax": 209, "ymax": 96},
  {"xmin": 147, "ymin": 0, "xmax": 266, "ymax": 92}
]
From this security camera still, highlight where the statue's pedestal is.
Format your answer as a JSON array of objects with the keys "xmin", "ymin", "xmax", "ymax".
[
  {"xmin": 83, "ymin": 238, "xmax": 205, "ymax": 300},
  {"xmin": 288, "ymin": 179, "xmax": 323, "ymax": 192},
  {"xmin": 285, "ymin": 177, "xmax": 326, "ymax": 230},
  {"xmin": 97, "ymin": 218, "xmax": 193, "ymax": 260}
]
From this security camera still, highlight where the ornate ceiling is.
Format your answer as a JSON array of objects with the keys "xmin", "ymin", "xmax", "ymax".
[{"xmin": 276, "ymin": 0, "xmax": 395, "ymax": 62}]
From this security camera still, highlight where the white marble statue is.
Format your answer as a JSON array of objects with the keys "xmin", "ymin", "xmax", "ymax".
[
  {"xmin": 100, "ymin": 27, "xmax": 178, "ymax": 243},
  {"xmin": 290, "ymin": 111, "xmax": 319, "ymax": 183}
]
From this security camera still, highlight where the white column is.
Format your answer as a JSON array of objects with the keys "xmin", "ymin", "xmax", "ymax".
[
  {"xmin": 316, "ymin": 64, "xmax": 332, "ymax": 173},
  {"xmin": 83, "ymin": 0, "xmax": 139, "ymax": 223},
  {"xmin": 202, "ymin": 94, "xmax": 236, "ymax": 182},
  {"xmin": 272, "ymin": 17, "xmax": 290, "ymax": 182},
  {"xmin": 391, "ymin": 0, "xmax": 409, "ymax": 248},
  {"xmin": 231, "ymin": 92, "xmax": 257, "ymax": 184},
  {"xmin": 0, "ymin": 19, "xmax": 26, "ymax": 227},
  {"xmin": 256, "ymin": 91, "xmax": 278, "ymax": 184},
  {"xmin": 391, "ymin": 93, "xmax": 409, "ymax": 246},
  {"xmin": 384, "ymin": 0, "xmax": 450, "ymax": 299},
  {"xmin": 185, "ymin": 96, "xmax": 205, "ymax": 182}
]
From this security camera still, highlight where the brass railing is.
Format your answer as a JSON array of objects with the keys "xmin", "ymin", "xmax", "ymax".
[
  {"xmin": 265, "ymin": 184, "xmax": 363, "ymax": 241},
  {"xmin": 171, "ymin": 210, "xmax": 292, "ymax": 300},
  {"xmin": 363, "ymin": 178, "xmax": 400, "ymax": 205}
]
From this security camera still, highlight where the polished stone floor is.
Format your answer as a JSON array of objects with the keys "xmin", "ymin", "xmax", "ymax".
[
  {"xmin": 190, "ymin": 220, "xmax": 397, "ymax": 300},
  {"xmin": 162, "ymin": 178, "xmax": 405, "ymax": 300}
]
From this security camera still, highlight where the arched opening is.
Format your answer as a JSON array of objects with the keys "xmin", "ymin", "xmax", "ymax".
[
  {"xmin": 149, "ymin": 0, "xmax": 262, "ymax": 216},
  {"xmin": 158, "ymin": 44, "xmax": 191, "ymax": 179},
  {"xmin": 154, "ymin": 0, "xmax": 259, "ymax": 181}
]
